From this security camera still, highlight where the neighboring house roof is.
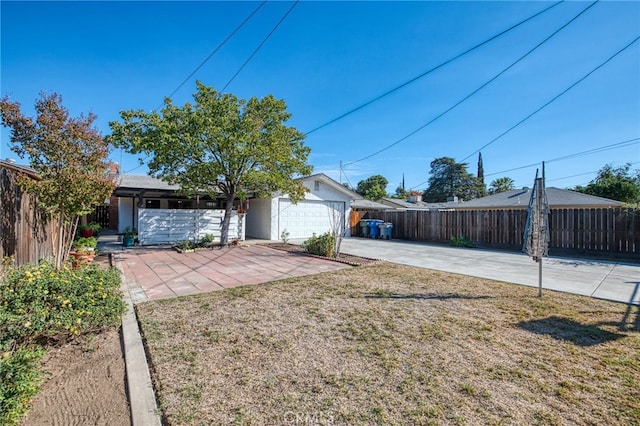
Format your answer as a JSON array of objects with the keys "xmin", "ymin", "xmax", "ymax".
[
  {"xmin": 0, "ymin": 159, "xmax": 41, "ymax": 180},
  {"xmin": 455, "ymin": 187, "xmax": 623, "ymax": 210},
  {"xmin": 299, "ymin": 173, "xmax": 364, "ymax": 200},
  {"xmin": 378, "ymin": 197, "xmax": 461, "ymax": 211},
  {"xmin": 352, "ymin": 199, "xmax": 392, "ymax": 210}
]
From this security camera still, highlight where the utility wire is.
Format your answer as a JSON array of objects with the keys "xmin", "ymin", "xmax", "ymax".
[
  {"xmin": 124, "ymin": 2, "xmax": 268, "ymax": 173},
  {"xmin": 547, "ymin": 161, "xmax": 639, "ymax": 183},
  {"xmin": 408, "ymin": 137, "xmax": 639, "ymax": 190},
  {"xmin": 460, "ymin": 34, "xmax": 640, "ymax": 162},
  {"xmin": 343, "ymin": 0, "xmax": 598, "ymax": 167},
  {"xmin": 221, "ymin": 0, "xmax": 299, "ymax": 93},
  {"xmin": 484, "ymin": 138, "xmax": 640, "ymax": 178},
  {"xmin": 304, "ymin": 1, "xmax": 564, "ymax": 136},
  {"xmin": 159, "ymin": 1, "xmax": 267, "ymax": 109}
]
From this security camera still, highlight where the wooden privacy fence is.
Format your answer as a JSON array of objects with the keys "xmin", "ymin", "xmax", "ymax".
[
  {"xmin": 1, "ymin": 164, "xmax": 55, "ymax": 267},
  {"xmin": 353, "ymin": 208, "xmax": 639, "ymax": 260}
]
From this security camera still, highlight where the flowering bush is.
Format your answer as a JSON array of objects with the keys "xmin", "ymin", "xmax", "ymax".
[
  {"xmin": 0, "ymin": 261, "xmax": 125, "ymax": 424},
  {"xmin": 0, "ymin": 261, "xmax": 125, "ymax": 349}
]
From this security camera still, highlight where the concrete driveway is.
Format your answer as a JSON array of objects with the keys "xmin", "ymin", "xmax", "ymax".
[{"xmin": 336, "ymin": 238, "xmax": 640, "ymax": 306}]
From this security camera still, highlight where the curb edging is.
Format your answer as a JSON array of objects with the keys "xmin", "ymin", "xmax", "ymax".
[{"xmin": 113, "ymin": 253, "xmax": 162, "ymax": 426}]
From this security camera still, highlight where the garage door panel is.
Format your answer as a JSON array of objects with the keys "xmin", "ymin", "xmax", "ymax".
[{"xmin": 279, "ymin": 199, "xmax": 344, "ymax": 239}]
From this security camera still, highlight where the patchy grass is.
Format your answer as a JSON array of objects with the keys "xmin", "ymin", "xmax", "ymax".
[{"xmin": 136, "ymin": 263, "xmax": 640, "ymax": 425}]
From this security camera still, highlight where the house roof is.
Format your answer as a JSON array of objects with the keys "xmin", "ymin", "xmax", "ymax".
[
  {"xmin": 113, "ymin": 172, "xmax": 365, "ymax": 201},
  {"xmin": 352, "ymin": 199, "xmax": 392, "ymax": 210},
  {"xmin": 455, "ymin": 187, "xmax": 623, "ymax": 209},
  {"xmin": 116, "ymin": 174, "xmax": 180, "ymax": 191},
  {"xmin": 378, "ymin": 197, "xmax": 461, "ymax": 210},
  {"xmin": 299, "ymin": 173, "xmax": 364, "ymax": 200},
  {"xmin": 0, "ymin": 159, "xmax": 41, "ymax": 180}
]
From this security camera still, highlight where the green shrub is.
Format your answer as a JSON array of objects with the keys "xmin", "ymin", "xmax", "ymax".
[
  {"xmin": 72, "ymin": 236, "xmax": 97, "ymax": 250},
  {"xmin": 0, "ymin": 347, "xmax": 44, "ymax": 426},
  {"xmin": 450, "ymin": 235, "xmax": 477, "ymax": 248},
  {"xmin": 302, "ymin": 232, "xmax": 335, "ymax": 257},
  {"xmin": 0, "ymin": 261, "xmax": 125, "ymax": 348}
]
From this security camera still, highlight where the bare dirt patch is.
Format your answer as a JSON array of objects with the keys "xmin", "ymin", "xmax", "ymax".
[
  {"xmin": 137, "ymin": 263, "xmax": 640, "ymax": 425},
  {"xmin": 20, "ymin": 328, "xmax": 130, "ymax": 426}
]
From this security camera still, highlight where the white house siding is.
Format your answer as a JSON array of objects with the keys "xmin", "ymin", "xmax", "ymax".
[
  {"xmin": 244, "ymin": 198, "xmax": 272, "ymax": 239},
  {"xmin": 118, "ymin": 197, "xmax": 136, "ymax": 233},
  {"xmin": 137, "ymin": 208, "xmax": 245, "ymax": 245},
  {"xmin": 246, "ymin": 177, "xmax": 354, "ymax": 241}
]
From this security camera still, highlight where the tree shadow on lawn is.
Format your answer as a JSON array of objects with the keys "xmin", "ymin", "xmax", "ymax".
[
  {"xmin": 517, "ymin": 315, "xmax": 628, "ymax": 347},
  {"xmin": 364, "ymin": 292, "xmax": 492, "ymax": 301}
]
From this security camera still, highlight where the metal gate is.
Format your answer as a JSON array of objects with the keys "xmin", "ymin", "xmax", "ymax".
[{"xmin": 88, "ymin": 205, "xmax": 110, "ymax": 229}]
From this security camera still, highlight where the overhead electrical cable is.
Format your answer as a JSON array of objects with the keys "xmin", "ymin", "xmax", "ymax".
[
  {"xmin": 407, "ymin": 137, "xmax": 640, "ymax": 190},
  {"xmin": 221, "ymin": 0, "xmax": 299, "ymax": 93},
  {"xmin": 547, "ymin": 162, "xmax": 639, "ymax": 183},
  {"xmin": 483, "ymin": 138, "xmax": 640, "ymax": 178},
  {"xmin": 460, "ymin": 34, "xmax": 640, "ymax": 162},
  {"xmin": 342, "ymin": 1, "xmax": 598, "ymax": 167},
  {"xmin": 160, "ymin": 1, "xmax": 268, "ymax": 107},
  {"xmin": 304, "ymin": 1, "xmax": 564, "ymax": 136},
  {"xmin": 124, "ymin": 1, "xmax": 268, "ymax": 173}
]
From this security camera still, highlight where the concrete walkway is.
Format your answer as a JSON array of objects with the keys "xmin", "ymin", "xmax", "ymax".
[{"xmin": 335, "ymin": 238, "xmax": 640, "ymax": 306}]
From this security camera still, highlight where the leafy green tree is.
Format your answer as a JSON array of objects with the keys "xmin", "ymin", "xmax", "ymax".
[
  {"xmin": 356, "ymin": 174, "xmax": 388, "ymax": 200},
  {"xmin": 572, "ymin": 163, "xmax": 640, "ymax": 204},
  {"xmin": 489, "ymin": 177, "xmax": 515, "ymax": 195},
  {"xmin": 0, "ymin": 93, "xmax": 115, "ymax": 269},
  {"xmin": 393, "ymin": 185, "xmax": 409, "ymax": 199},
  {"xmin": 108, "ymin": 82, "xmax": 312, "ymax": 245},
  {"xmin": 422, "ymin": 157, "xmax": 479, "ymax": 202}
]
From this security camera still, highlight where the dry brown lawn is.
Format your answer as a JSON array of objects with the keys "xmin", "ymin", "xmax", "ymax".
[{"xmin": 136, "ymin": 263, "xmax": 640, "ymax": 425}]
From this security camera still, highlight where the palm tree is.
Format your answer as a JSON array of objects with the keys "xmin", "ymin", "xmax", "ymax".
[{"xmin": 489, "ymin": 177, "xmax": 515, "ymax": 194}]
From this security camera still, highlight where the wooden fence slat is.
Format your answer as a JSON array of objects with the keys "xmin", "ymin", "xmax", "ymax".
[{"xmin": 351, "ymin": 207, "xmax": 637, "ymax": 260}]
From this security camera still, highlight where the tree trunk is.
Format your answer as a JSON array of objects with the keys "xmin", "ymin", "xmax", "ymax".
[{"xmin": 220, "ymin": 192, "xmax": 236, "ymax": 246}]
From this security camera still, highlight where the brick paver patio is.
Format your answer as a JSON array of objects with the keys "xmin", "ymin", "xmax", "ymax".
[{"xmin": 116, "ymin": 244, "xmax": 351, "ymax": 303}]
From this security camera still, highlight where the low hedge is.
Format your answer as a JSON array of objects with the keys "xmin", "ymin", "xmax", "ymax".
[{"xmin": 0, "ymin": 261, "xmax": 125, "ymax": 425}]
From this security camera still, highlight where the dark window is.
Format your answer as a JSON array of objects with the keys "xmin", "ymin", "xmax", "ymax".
[
  {"xmin": 168, "ymin": 200, "xmax": 192, "ymax": 209},
  {"xmin": 145, "ymin": 199, "xmax": 161, "ymax": 209}
]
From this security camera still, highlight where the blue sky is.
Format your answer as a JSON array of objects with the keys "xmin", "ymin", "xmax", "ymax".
[{"xmin": 2, "ymin": 1, "xmax": 639, "ymax": 194}]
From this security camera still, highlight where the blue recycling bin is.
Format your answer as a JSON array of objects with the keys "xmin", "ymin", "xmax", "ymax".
[
  {"xmin": 367, "ymin": 219, "xmax": 384, "ymax": 238},
  {"xmin": 359, "ymin": 220, "xmax": 370, "ymax": 238},
  {"xmin": 379, "ymin": 222, "xmax": 393, "ymax": 240}
]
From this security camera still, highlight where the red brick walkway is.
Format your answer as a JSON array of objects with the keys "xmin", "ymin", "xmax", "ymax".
[{"xmin": 116, "ymin": 244, "xmax": 351, "ymax": 303}]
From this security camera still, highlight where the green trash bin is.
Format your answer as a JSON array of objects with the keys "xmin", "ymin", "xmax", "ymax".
[{"xmin": 359, "ymin": 220, "xmax": 369, "ymax": 238}]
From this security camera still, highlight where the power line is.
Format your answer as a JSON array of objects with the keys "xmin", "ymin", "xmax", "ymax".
[
  {"xmin": 343, "ymin": 0, "xmax": 598, "ymax": 167},
  {"xmin": 303, "ymin": 1, "xmax": 564, "ymax": 136},
  {"xmin": 460, "ymin": 34, "xmax": 640, "ymax": 162},
  {"xmin": 160, "ymin": 1, "xmax": 268, "ymax": 108},
  {"xmin": 484, "ymin": 138, "xmax": 640, "ymax": 178},
  {"xmin": 408, "ymin": 137, "xmax": 640, "ymax": 190},
  {"xmin": 123, "ymin": 2, "xmax": 268, "ymax": 174},
  {"xmin": 546, "ymin": 162, "xmax": 639, "ymax": 183},
  {"xmin": 221, "ymin": 0, "xmax": 299, "ymax": 93}
]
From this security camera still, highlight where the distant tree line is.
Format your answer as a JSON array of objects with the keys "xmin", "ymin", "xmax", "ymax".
[{"xmin": 352, "ymin": 157, "xmax": 639, "ymax": 205}]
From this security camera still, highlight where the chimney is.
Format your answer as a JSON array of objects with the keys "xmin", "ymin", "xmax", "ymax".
[
  {"xmin": 408, "ymin": 194, "xmax": 422, "ymax": 203},
  {"xmin": 447, "ymin": 195, "xmax": 459, "ymax": 203}
]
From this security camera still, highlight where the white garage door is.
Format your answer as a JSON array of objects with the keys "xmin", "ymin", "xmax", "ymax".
[{"xmin": 278, "ymin": 199, "xmax": 345, "ymax": 239}]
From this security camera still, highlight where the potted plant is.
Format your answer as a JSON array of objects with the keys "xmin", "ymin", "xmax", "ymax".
[
  {"xmin": 70, "ymin": 236, "xmax": 98, "ymax": 268},
  {"xmin": 122, "ymin": 227, "xmax": 136, "ymax": 247},
  {"xmin": 78, "ymin": 222, "xmax": 101, "ymax": 238}
]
